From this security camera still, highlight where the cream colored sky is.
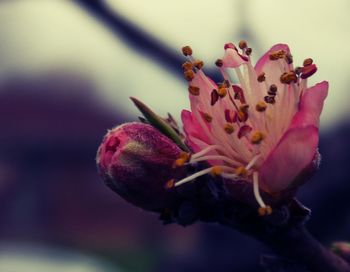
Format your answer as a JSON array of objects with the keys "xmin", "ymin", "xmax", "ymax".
[{"xmin": 0, "ymin": 0, "xmax": 349, "ymax": 127}]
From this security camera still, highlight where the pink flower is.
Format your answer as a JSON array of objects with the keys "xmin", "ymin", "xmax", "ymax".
[{"xmin": 176, "ymin": 43, "xmax": 328, "ymax": 214}]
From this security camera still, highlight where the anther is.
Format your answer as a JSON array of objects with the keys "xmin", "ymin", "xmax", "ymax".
[
  {"xmin": 182, "ymin": 61, "xmax": 193, "ymax": 71},
  {"xmin": 245, "ymin": 48, "xmax": 252, "ymax": 56},
  {"xmin": 269, "ymin": 50, "xmax": 286, "ymax": 60},
  {"xmin": 211, "ymin": 166, "xmax": 222, "ymax": 176},
  {"xmin": 238, "ymin": 40, "xmax": 247, "ymax": 49},
  {"xmin": 215, "ymin": 59, "xmax": 223, "ymax": 67},
  {"xmin": 295, "ymin": 67, "xmax": 303, "ymax": 75},
  {"xmin": 258, "ymin": 206, "xmax": 273, "ymax": 216},
  {"xmin": 164, "ymin": 179, "xmax": 175, "ymax": 190},
  {"xmin": 194, "ymin": 60, "xmax": 204, "ymax": 69},
  {"xmin": 257, "ymin": 72, "xmax": 266, "ymax": 82},
  {"xmin": 211, "ymin": 89, "xmax": 219, "ymax": 106},
  {"xmin": 235, "ymin": 166, "xmax": 248, "ymax": 176},
  {"xmin": 280, "ymin": 71, "xmax": 297, "ymax": 84},
  {"xmin": 240, "ymin": 104, "xmax": 249, "ymax": 112},
  {"xmin": 182, "ymin": 46, "xmax": 193, "ymax": 56},
  {"xmin": 256, "ymin": 101, "xmax": 267, "ymax": 112},
  {"xmin": 225, "ymin": 109, "xmax": 237, "ymax": 123},
  {"xmin": 251, "ymin": 131, "xmax": 265, "ymax": 144},
  {"xmin": 188, "ymin": 85, "xmax": 200, "ymax": 96},
  {"xmin": 218, "ymin": 86, "xmax": 227, "ymax": 98},
  {"xmin": 303, "ymin": 58, "xmax": 313, "ymax": 67},
  {"xmin": 203, "ymin": 112, "xmax": 213, "ymax": 123},
  {"xmin": 179, "ymin": 152, "xmax": 191, "ymax": 162},
  {"xmin": 300, "ymin": 64, "xmax": 317, "ymax": 79},
  {"xmin": 285, "ymin": 53, "xmax": 293, "ymax": 64},
  {"xmin": 224, "ymin": 123, "xmax": 235, "ymax": 134},
  {"xmin": 238, "ymin": 111, "xmax": 248, "ymax": 122},
  {"xmin": 268, "ymin": 84, "xmax": 278, "ymax": 95},
  {"xmin": 238, "ymin": 125, "xmax": 252, "ymax": 139},
  {"xmin": 264, "ymin": 96, "xmax": 275, "ymax": 104},
  {"xmin": 184, "ymin": 70, "xmax": 195, "ymax": 81},
  {"xmin": 173, "ymin": 158, "xmax": 186, "ymax": 168}
]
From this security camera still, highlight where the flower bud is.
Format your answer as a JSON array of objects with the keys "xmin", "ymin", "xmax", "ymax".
[{"xmin": 96, "ymin": 122, "xmax": 184, "ymax": 212}]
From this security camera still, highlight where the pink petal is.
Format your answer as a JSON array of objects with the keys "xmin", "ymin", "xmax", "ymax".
[
  {"xmin": 259, "ymin": 81, "xmax": 328, "ymax": 193},
  {"xmin": 254, "ymin": 44, "xmax": 291, "ymax": 89},
  {"xmin": 222, "ymin": 48, "xmax": 248, "ymax": 68},
  {"xmin": 181, "ymin": 109, "xmax": 210, "ymax": 152},
  {"xmin": 291, "ymin": 81, "xmax": 328, "ymax": 129},
  {"xmin": 260, "ymin": 126, "xmax": 318, "ymax": 193}
]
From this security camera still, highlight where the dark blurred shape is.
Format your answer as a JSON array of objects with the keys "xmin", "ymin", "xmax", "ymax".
[{"xmin": 73, "ymin": 0, "xmax": 221, "ymax": 82}]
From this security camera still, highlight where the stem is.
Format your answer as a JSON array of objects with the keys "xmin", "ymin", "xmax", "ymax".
[{"xmin": 264, "ymin": 225, "xmax": 350, "ymax": 272}]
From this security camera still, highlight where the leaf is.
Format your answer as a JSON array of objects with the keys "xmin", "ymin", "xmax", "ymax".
[{"xmin": 130, "ymin": 97, "xmax": 189, "ymax": 151}]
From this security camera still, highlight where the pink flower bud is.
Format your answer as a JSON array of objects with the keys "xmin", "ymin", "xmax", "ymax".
[{"xmin": 96, "ymin": 122, "xmax": 183, "ymax": 212}]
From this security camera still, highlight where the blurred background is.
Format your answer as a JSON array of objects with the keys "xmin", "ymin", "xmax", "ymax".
[{"xmin": 0, "ymin": 0, "xmax": 349, "ymax": 271}]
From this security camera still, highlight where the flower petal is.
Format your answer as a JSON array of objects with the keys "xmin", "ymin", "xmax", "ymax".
[
  {"xmin": 290, "ymin": 81, "xmax": 329, "ymax": 129},
  {"xmin": 259, "ymin": 126, "xmax": 318, "ymax": 193},
  {"xmin": 255, "ymin": 44, "xmax": 291, "ymax": 89},
  {"xmin": 222, "ymin": 48, "xmax": 248, "ymax": 68},
  {"xmin": 259, "ymin": 81, "xmax": 328, "ymax": 193}
]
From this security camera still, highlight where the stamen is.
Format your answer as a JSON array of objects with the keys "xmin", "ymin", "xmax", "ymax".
[
  {"xmin": 194, "ymin": 60, "xmax": 204, "ymax": 69},
  {"xmin": 303, "ymin": 58, "xmax": 313, "ymax": 66},
  {"xmin": 191, "ymin": 145, "xmax": 229, "ymax": 160},
  {"xmin": 217, "ymin": 86, "xmax": 227, "ymax": 98},
  {"xmin": 190, "ymin": 154, "xmax": 239, "ymax": 167},
  {"xmin": 211, "ymin": 166, "xmax": 222, "ymax": 176},
  {"xmin": 257, "ymin": 72, "xmax": 266, "ymax": 82},
  {"xmin": 258, "ymin": 206, "xmax": 272, "ymax": 216},
  {"xmin": 174, "ymin": 166, "xmax": 216, "ymax": 187},
  {"xmin": 238, "ymin": 110, "xmax": 248, "ymax": 122},
  {"xmin": 184, "ymin": 70, "xmax": 195, "ymax": 81},
  {"xmin": 256, "ymin": 101, "xmax": 267, "ymax": 112},
  {"xmin": 215, "ymin": 59, "xmax": 223, "ymax": 67},
  {"xmin": 224, "ymin": 123, "xmax": 235, "ymax": 134},
  {"xmin": 300, "ymin": 64, "xmax": 317, "ymax": 79},
  {"xmin": 182, "ymin": 61, "xmax": 193, "ymax": 71},
  {"xmin": 246, "ymin": 155, "xmax": 261, "ymax": 170},
  {"xmin": 253, "ymin": 171, "xmax": 267, "ymax": 208},
  {"xmin": 238, "ymin": 40, "xmax": 247, "ymax": 49},
  {"xmin": 238, "ymin": 125, "xmax": 252, "ymax": 139},
  {"xmin": 280, "ymin": 71, "xmax": 297, "ymax": 84},
  {"xmin": 188, "ymin": 85, "xmax": 200, "ymax": 96},
  {"xmin": 182, "ymin": 46, "xmax": 193, "ymax": 56},
  {"xmin": 225, "ymin": 109, "xmax": 237, "ymax": 123},
  {"xmin": 164, "ymin": 179, "xmax": 175, "ymax": 190},
  {"xmin": 245, "ymin": 48, "xmax": 252, "ymax": 56},
  {"xmin": 251, "ymin": 131, "xmax": 265, "ymax": 144},
  {"xmin": 235, "ymin": 166, "xmax": 247, "ymax": 176},
  {"xmin": 268, "ymin": 84, "xmax": 278, "ymax": 96},
  {"xmin": 202, "ymin": 112, "xmax": 213, "ymax": 123},
  {"xmin": 264, "ymin": 95, "xmax": 276, "ymax": 104},
  {"xmin": 211, "ymin": 89, "xmax": 219, "ymax": 106},
  {"xmin": 269, "ymin": 50, "xmax": 286, "ymax": 60}
]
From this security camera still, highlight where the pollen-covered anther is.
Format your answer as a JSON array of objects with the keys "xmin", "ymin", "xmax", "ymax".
[
  {"xmin": 235, "ymin": 166, "xmax": 248, "ymax": 177},
  {"xmin": 184, "ymin": 70, "xmax": 195, "ymax": 81},
  {"xmin": 218, "ymin": 86, "xmax": 227, "ymax": 98},
  {"xmin": 268, "ymin": 84, "xmax": 278, "ymax": 96},
  {"xmin": 215, "ymin": 59, "xmax": 223, "ymax": 67},
  {"xmin": 238, "ymin": 40, "xmax": 247, "ymax": 49},
  {"xmin": 258, "ymin": 206, "xmax": 273, "ymax": 216},
  {"xmin": 194, "ymin": 60, "xmax": 204, "ymax": 69},
  {"xmin": 224, "ymin": 123, "xmax": 235, "ymax": 134},
  {"xmin": 179, "ymin": 151, "xmax": 191, "ymax": 162},
  {"xmin": 269, "ymin": 50, "xmax": 286, "ymax": 60},
  {"xmin": 164, "ymin": 179, "xmax": 175, "ymax": 190},
  {"xmin": 251, "ymin": 131, "xmax": 265, "ymax": 144},
  {"xmin": 245, "ymin": 48, "xmax": 252, "ymax": 56},
  {"xmin": 203, "ymin": 112, "xmax": 213, "ymax": 123},
  {"xmin": 280, "ymin": 71, "xmax": 297, "ymax": 84},
  {"xmin": 211, "ymin": 89, "xmax": 219, "ymax": 106},
  {"xmin": 238, "ymin": 110, "xmax": 248, "ymax": 122},
  {"xmin": 182, "ymin": 45, "xmax": 193, "ymax": 56},
  {"xmin": 188, "ymin": 85, "xmax": 200, "ymax": 96},
  {"xmin": 303, "ymin": 58, "xmax": 313, "ymax": 67},
  {"xmin": 211, "ymin": 166, "xmax": 223, "ymax": 176},
  {"xmin": 256, "ymin": 101, "xmax": 267, "ymax": 112},
  {"xmin": 300, "ymin": 64, "xmax": 317, "ymax": 79},
  {"xmin": 264, "ymin": 95, "xmax": 275, "ymax": 104},
  {"xmin": 182, "ymin": 61, "xmax": 193, "ymax": 71},
  {"xmin": 257, "ymin": 72, "xmax": 266, "ymax": 82}
]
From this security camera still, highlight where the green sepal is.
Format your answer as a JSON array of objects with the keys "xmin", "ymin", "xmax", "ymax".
[{"xmin": 130, "ymin": 97, "xmax": 189, "ymax": 152}]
